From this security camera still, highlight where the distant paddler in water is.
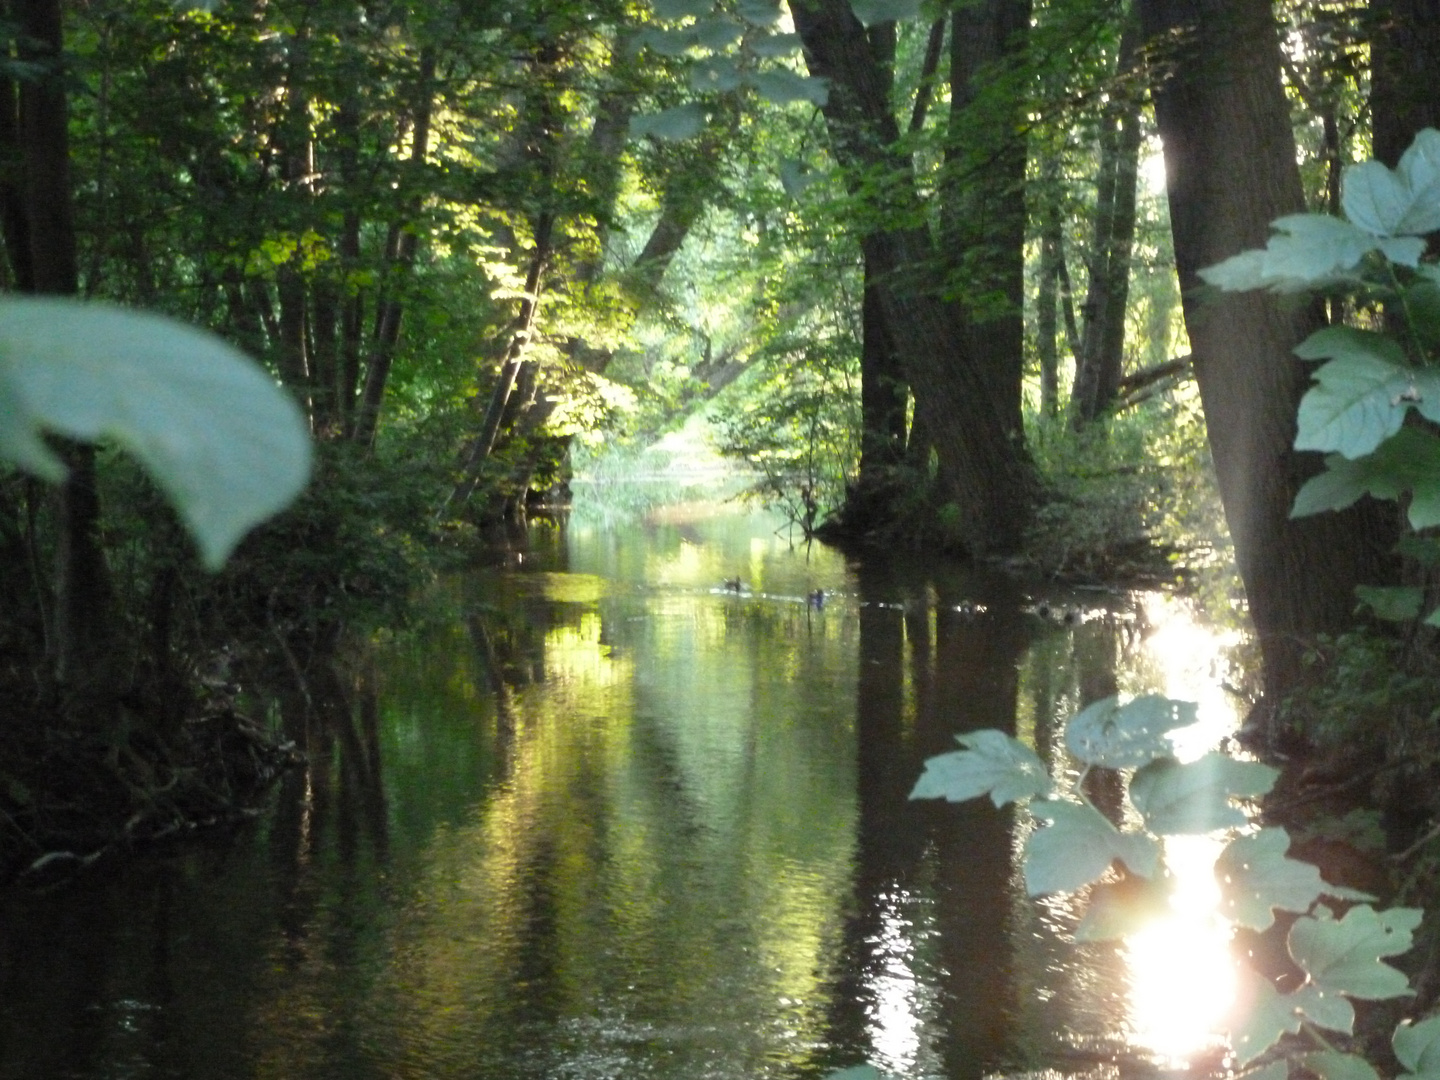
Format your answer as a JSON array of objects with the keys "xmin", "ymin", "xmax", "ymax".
[
  {"xmin": 807, "ymin": 589, "xmax": 825, "ymax": 609},
  {"xmin": 723, "ymin": 577, "xmax": 743, "ymax": 593}
]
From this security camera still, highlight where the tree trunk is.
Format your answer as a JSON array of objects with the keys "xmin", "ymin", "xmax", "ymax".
[
  {"xmin": 794, "ymin": 0, "xmax": 1037, "ymax": 555},
  {"xmin": 352, "ymin": 47, "xmax": 436, "ymax": 448},
  {"xmin": 15, "ymin": 0, "xmax": 119, "ymax": 717},
  {"xmin": 1139, "ymin": 0, "xmax": 1398, "ymax": 702},
  {"xmin": 1071, "ymin": 20, "xmax": 1142, "ymax": 427},
  {"xmin": 1370, "ymin": 0, "xmax": 1440, "ymax": 169},
  {"xmin": 1037, "ymin": 191, "xmax": 1062, "ymax": 418}
]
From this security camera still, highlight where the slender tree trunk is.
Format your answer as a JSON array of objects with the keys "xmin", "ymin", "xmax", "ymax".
[
  {"xmin": 15, "ymin": 0, "xmax": 118, "ymax": 717},
  {"xmin": 1071, "ymin": 19, "xmax": 1142, "ymax": 428},
  {"xmin": 352, "ymin": 47, "xmax": 436, "ymax": 448},
  {"xmin": 1139, "ymin": 0, "xmax": 1398, "ymax": 703},
  {"xmin": 858, "ymin": 253, "xmax": 908, "ymax": 478},
  {"xmin": 1038, "ymin": 197, "xmax": 1062, "ymax": 418}
]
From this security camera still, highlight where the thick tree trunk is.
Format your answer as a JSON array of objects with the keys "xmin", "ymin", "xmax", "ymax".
[
  {"xmin": 794, "ymin": 0, "xmax": 1037, "ymax": 555},
  {"xmin": 1370, "ymin": 0, "xmax": 1440, "ymax": 168},
  {"xmin": 858, "ymin": 253, "xmax": 908, "ymax": 477},
  {"xmin": 1139, "ymin": 0, "xmax": 1398, "ymax": 701}
]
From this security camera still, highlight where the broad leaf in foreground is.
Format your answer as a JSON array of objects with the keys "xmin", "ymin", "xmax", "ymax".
[
  {"xmin": 0, "ymin": 298, "xmax": 311, "ymax": 569},
  {"xmin": 1130, "ymin": 753, "xmax": 1277, "ymax": 835},
  {"xmin": 1074, "ymin": 874, "xmax": 1172, "ymax": 941},
  {"xmin": 1394, "ymin": 1015, "xmax": 1440, "ymax": 1080},
  {"xmin": 1289, "ymin": 905, "xmax": 1421, "ymax": 1000},
  {"xmin": 1024, "ymin": 799, "xmax": 1159, "ymax": 895},
  {"xmin": 1216, "ymin": 828, "xmax": 1372, "ymax": 932},
  {"xmin": 1291, "ymin": 427, "xmax": 1440, "ymax": 529},
  {"xmin": 1292, "ymin": 333, "xmax": 1440, "ymax": 459},
  {"xmin": 1229, "ymin": 970, "xmax": 1305, "ymax": 1066},
  {"xmin": 1291, "ymin": 982, "xmax": 1356, "ymax": 1034},
  {"xmin": 910, "ymin": 729, "xmax": 1051, "ymax": 806},
  {"xmin": 1064, "ymin": 695, "xmax": 1198, "ymax": 769}
]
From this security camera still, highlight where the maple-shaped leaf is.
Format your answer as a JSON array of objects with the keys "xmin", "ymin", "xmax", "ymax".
[
  {"xmin": 1228, "ymin": 970, "xmax": 1305, "ymax": 1066},
  {"xmin": 910, "ymin": 729, "xmax": 1052, "ymax": 806},
  {"xmin": 1291, "ymin": 982, "xmax": 1356, "ymax": 1034},
  {"xmin": 1290, "ymin": 905, "xmax": 1421, "ymax": 1000},
  {"xmin": 1024, "ymin": 800, "xmax": 1159, "ymax": 895},
  {"xmin": 1064, "ymin": 695, "xmax": 1198, "ymax": 768},
  {"xmin": 1394, "ymin": 1015, "xmax": 1440, "ymax": 1080},
  {"xmin": 1292, "ymin": 426, "xmax": 1440, "ymax": 529},
  {"xmin": 1237, "ymin": 1062, "xmax": 1290, "ymax": 1080},
  {"xmin": 1130, "ymin": 753, "xmax": 1277, "ymax": 835},
  {"xmin": 1216, "ymin": 828, "xmax": 1373, "ymax": 932},
  {"xmin": 1301, "ymin": 1051, "xmax": 1382, "ymax": 1080}
]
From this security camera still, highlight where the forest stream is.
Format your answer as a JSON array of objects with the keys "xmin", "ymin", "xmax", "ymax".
[{"xmin": 0, "ymin": 508, "xmax": 1247, "ymax": 1080}]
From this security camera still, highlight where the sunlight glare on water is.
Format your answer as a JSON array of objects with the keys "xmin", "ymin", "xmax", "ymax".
[{"xmin": 1121, "ymin": 596, "xmax": 1247, "ymax": 1066}]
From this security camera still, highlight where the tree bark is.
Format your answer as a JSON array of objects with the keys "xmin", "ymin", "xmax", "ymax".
[
  {"xmin": 1139, "ymin": 0, "xmax": 1398, "ymax": 701},
  {"xmin": 15, "ymin": 0, "xmax": 119, "ymax": 717},
  {"xmin": 1369, "ymin": 0, "xmax": 1440, "ymax": 169},
  {"xmin": 1071, "ymin": 20, "xmax": 1142, "ymax": 428},
  {"xmin": 794, "ymin": 0, "xmax": 1037, "ymax": 555}
]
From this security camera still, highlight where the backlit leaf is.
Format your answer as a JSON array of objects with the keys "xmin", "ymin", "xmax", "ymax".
[
  {"xmin": 1024, "ymin": 799, "xmax": 1159, "ymax": 895},
  {"xmin": 0, "ymin": 299, "xmax": 311, "ymax": 569},
  {"xmin": 909, "ymin": 728, "xmax": 1052, "ymax": 806},
  {"xmin": 1292, "ymin": 982, "xmax": 1357, "ymax": 1033},
  {"xmin": 631, "ymin": 104, "xmax": 706, "ymax": 141},
  {"xmin": 1289, "ymin": 904, "xmax": 1421, "ymax": 1000},
  {"xmin": 1064, "ymin": 694, "xmax": 1198, "ymax": 769},
  {"xmin": 1130, "ymin": 753, "xmax": 1277, "ymax": 835},
  {"xmin": 1394, "ymin": 1014, "xmax": 1440, "ymax": 1080},
  {"xmin": 749, "ymin": 69, "xmax": 829, "ymax": 106},
  {"xmin": 1343, "ymin": 128, "xmax": 1440, "ymax": 237},
  {"xmin": 1229, "ymin": 970, "xmax": 1305, "ymax": 1065},
  {"xmin": 1074, "ymin": 875, "xmax": 1173, "ymax": 941},
  {"xmin": 1216, "ymin": 828, "xmax": 1373, "ymax": 932}
]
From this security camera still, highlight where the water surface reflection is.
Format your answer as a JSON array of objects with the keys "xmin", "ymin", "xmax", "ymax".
[{"xmin": 0, "ymin": 510, "xmax": 1245, "ymax": 1080}]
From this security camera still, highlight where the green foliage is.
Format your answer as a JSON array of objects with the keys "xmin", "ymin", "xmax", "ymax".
[
  {"xmin": 1200, "ymin": 127, "xmax": 1440, "ymax": 625},
  {"xmin": 910, "ymin": 692, "xmax": 1430, "ymax": 1078},
  {"xmin": 0, "ymin": 298, "xmax": 310, "ymax": 568}
]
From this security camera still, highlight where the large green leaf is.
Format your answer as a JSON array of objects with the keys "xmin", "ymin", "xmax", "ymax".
[
  {"xmin": 1229, "ymin": 970, "xmax": 1306, "ymax": 1065},
  {"xmin": 1289, "ymin": 904, "xmax": 1421, "ymax": 1000},
  {"xmin": 750, "ymin": 31, "xmax": 800, "ymax": 56},
  {"xmin": 635, "ymin": 26, "xmax": 698, "ymax": 56},
  {"xmin": 692, "ymin": 15, "xmax": 744, "ymax": 50},
  {"xmin": 1291, "ymin": 982, "xmax": 1357, "ymax": 1034},
  {"xmin": 1064, "ymin": 694, "xmax": 1198, "ymax": 768},
  {"xmin": 1129, "ymin": 753, "xmax": 1277, "ymax": 835},
  {"xmin": 1024, "ymin": 799, "xmax": 1159, "ymax": 895},
  {"xmin": 1343, "ymin": 128, "xmax": 1440, "ymax": 237},
  {"xmin": 690, "ymin": 55, "xmax": 742, "ymax": 92},
  {"xmin": 653, "ymin": 0, "xmax": 714, "ymax": 17},
  {"xmin": 737, "ymin": 0, "xmax": 783, "ymax": 24},
  {"xmin": 1198, "ymin": 214, "xmax": 1385, "ymax": 293},
  {"xmin": 1291, "ymin": 426, "xmax": 1440, "ymax": 529},
  {"xmin": 909, "ymin": 728, "xmax": 1052, "ymax": 806},
  {"xmin": 1216, "ymin": 828, "xmax": 1372, "ymax": 932},
  {"xmin": 1292, "ymin": 327, "xmax": 1440, "ymax": 458},
  {"xmin": 0, "ymin": 298, "xmax": 311, "ymax": 569},
  {"xmin": 749, "ymin": 69, "xmax": 829, "ymax": 106},
  {"xmin": 632, "ymin": 104, "xmax": 706, "ymax": 141},
  {"xmin": 1394, "ymin": 1015, "xmax": 1440, "ymax": 1080},
  {"xmin": 1303, "ymin": 1052, "xmax": 1383, "ymax": 1080}
]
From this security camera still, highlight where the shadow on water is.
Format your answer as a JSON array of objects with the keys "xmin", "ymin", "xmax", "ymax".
[{"xmin": 0, "ymin": 509, "xmax": 1240, "ymax": 1080}]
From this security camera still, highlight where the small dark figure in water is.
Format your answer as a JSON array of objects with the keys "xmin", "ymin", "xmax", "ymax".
[
  {"xmin": 807, "ymin": 589, "xmax": 825, "ymax": 608},
  {"xmin": 724, "ymin": 577, "xmax": 742, "ymax": 592},
  {"xmin": 1061, "ymin": 608, "xmax": 1081, "ymax": 626}
]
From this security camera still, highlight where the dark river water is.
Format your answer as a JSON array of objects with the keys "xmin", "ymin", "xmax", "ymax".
[{"xmin": 0, "ymin": 508, "xmax": 1245, "ymax": 1080}]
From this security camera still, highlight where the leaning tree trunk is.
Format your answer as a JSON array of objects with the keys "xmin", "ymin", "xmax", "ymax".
[
  {"xmin": 794, "ymin": 0, "xmax": 1037, "ymax": 556},
  {"xmin": 1139, "ymin": 0, "xmax": 1398, "ymax": 704}
]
